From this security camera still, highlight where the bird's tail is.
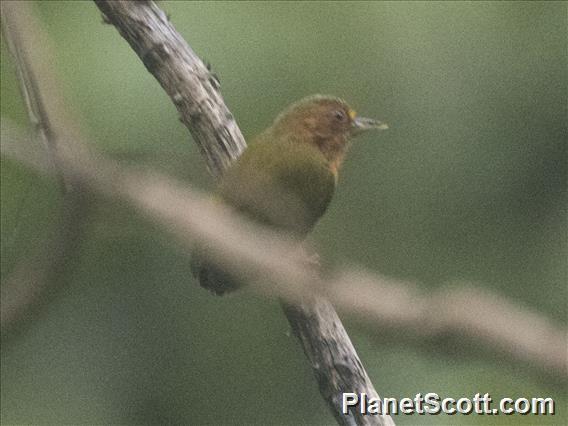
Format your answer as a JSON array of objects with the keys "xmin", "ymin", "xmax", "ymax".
[{"xmin": 190, "ymin": 252, "xmax": 241, "ymax": 296}]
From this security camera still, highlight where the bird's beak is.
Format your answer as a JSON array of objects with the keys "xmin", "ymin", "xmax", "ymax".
[{"xmin": 351, "ymin": 116, "xmax": 389, "ymax": 136}]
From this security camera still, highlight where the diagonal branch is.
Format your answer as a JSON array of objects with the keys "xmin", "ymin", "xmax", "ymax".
[
  {"xmin": 93, "ymin": 1, "xmax": 393, "ymax": 424},
  {"xmin": 1, "ymin": 2, "xmax": 65, "ymax": 191},
  {"xmin": 3, "ymin": 1, "xmax": 565, "ymax": 424},
  {"xmin": 94, "ymin": 0, "xmax": 246, "ymax": 179},
  {"xmin": 0, "ymin": 1, "xmax": 90, "ymax": 339}
]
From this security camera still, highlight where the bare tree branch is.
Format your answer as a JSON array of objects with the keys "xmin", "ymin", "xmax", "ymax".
[
  {"xmin": 0, "ymin": 1, "xmax": 90, "ymax": 339},
  {"xmin": 94, "ymin": 0, "xmax": 246, "ymax": 179},
  {"xmin": 92, "ymin": 1, "xmax": 395, "ymax": 424},
  {"xmin": 282, "ymin": 299, "xmax": 388, "ymax": 425},
  {"xmin": 2, "ymin": 2, "xmax": 565, "ymax": 424},
  {"xmin": 1, "ymin": 2, "xmax": 65, "ymax": 191},
  {"xmin": 3, "ymin": 123, "xmax": 567, "ymax": 381}
]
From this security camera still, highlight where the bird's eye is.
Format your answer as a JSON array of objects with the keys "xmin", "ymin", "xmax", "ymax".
[{"xmin": 333, "ymin": 110, "xmax": 347, "ymax": 122}]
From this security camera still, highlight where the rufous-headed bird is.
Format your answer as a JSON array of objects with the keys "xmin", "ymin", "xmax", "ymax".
[{"xmin": 192, "ymin": 95, "xmax": 388, "ymax": 295}]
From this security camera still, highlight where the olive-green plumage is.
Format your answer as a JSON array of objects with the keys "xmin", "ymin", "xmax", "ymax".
[{"xmin": 192, "ymin": 95, "xmax": 387, "ymax": 294}]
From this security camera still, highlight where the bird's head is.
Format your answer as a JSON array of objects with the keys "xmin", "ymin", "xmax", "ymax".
[{"xmin": 271, "ymin": 95, "xmax": 388, "ymax": 173}]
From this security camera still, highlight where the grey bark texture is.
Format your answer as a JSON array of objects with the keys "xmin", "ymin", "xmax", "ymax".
[
  {"xmin": 95, "ymin": 0, "xmax": 246, "ymax": 178},
  {"xmin": 93, "ymin": 1, "xmax": 394, "ymax": 424}
]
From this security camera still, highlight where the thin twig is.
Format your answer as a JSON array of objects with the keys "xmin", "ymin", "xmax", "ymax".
[
  {"xmin": 0, "ymin": 1, "xmax": 90, "ymax": 338},
  {"xmin": 1, "ymin": 1, "xmax": 66, "ymax": 191}
]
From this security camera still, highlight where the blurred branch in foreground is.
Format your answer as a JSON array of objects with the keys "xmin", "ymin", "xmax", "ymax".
[
  {"xmin": 93, "ymin": 1, "xmax": 392, "ymax": 424},
  {"xmin": 0, "ymin": 1, "xmax": 91, "ymax": 339},
  {"xmin": 1, "ymin": 4, "xmax": 565, "ymax": 426},
  {"xmin": 3, "ymin": 1, "xmax": 391, "ymax": 424},
  {"xmin": 2, "ymin": 123, "xmax": 567, "ymax": 381}
]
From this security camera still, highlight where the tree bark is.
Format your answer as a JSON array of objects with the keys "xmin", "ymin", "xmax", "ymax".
[{"xmin": 93, "ymin": 1, "xmax": 394, "ymax": 424}]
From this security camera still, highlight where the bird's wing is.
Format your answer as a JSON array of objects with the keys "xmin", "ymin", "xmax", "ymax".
[{"xmin": 218, "ymin": 139, "xmax": 335, "ymax": 237}]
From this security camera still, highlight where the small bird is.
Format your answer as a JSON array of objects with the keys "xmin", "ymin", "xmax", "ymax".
[{"xmin": 192, "ymin": 95, "xmax": 388, "ymax": 295}]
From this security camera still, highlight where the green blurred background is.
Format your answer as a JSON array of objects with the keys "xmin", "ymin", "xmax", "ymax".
[{"xmin": 1, "ymin": 1, "xmax": 566, "ymax": 424}]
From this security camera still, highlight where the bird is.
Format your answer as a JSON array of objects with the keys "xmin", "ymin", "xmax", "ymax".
[{"xmin": 191, "ymin": 95, "xmax": 388, "ymax": 295}]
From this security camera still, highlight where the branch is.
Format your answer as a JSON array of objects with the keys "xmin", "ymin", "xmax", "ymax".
[
  {"xmin": 3, "ymin": 2, "xmax": 565, "ymax": 425},
  {"xmin": 98, "ymin": 1, "xmax": 392, "ymax": 423},
  {"xmin": 1, "ymin": 2, "xmax": 65, "ymax": 191},
  {"xmin": 4, "ymin": 123, "xmax": 567, "ymax": 381},
  {"xmin": 94, "ymin": 0, "xmax": 246, "ymax": 178},
  {"xmin": 282, "ymin": 299, "xmax": 388, "ymax": 425},
  {"xmin": 89, "ymin": 1, "xmax": 567, "ymax": 422},
  {"xmin": 0, "ymin": 1, "xmax": 90, "ymax": 339}
]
